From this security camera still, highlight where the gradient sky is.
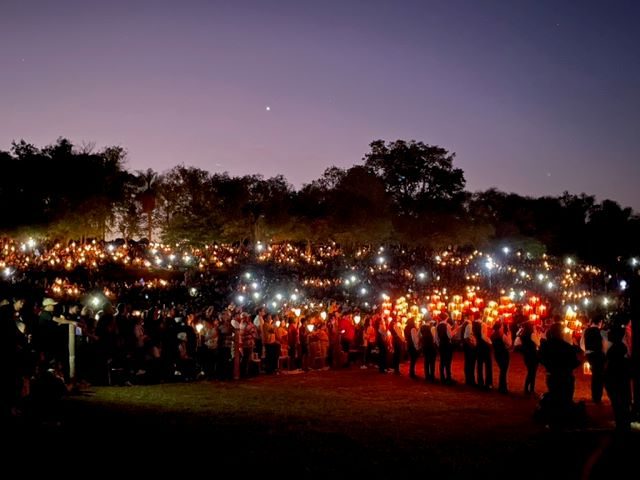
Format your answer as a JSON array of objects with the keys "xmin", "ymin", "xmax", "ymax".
[{"xmin": 1, "ymin": 0, "xmax": 639, "ymax": 210}]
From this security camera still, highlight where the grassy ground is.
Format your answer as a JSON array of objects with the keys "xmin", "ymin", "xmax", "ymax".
[{"xmin": 14, "ymin": 352, "xmax": 638, "ymax": 478}]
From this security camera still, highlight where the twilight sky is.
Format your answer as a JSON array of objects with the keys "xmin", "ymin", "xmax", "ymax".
[{"xmin": 1, "ymin": 0, "xmax": 639, "ymax": 210}]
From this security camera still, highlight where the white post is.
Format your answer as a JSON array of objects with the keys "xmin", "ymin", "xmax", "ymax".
[{"xmin": 68, "ymin": 323, "xmax": 76, "ymax": 381}]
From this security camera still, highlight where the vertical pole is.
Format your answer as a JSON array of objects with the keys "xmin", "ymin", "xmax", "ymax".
[{"xmin": 68, "ymin": 323, "xmax": 76, "ymax": 381}]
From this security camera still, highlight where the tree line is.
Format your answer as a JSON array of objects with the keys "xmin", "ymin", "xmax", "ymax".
[{"xmin": 1, "ymin": 137, "xmax": 638, "ymax": 267}]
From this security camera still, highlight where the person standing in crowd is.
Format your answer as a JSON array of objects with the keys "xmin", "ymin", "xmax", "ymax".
[
  {"xmin": 420, "ymin": 319, "xmax": 437, "ymax": 381},
  {"xmin": 363, "ymin": 317, "xmax": 377, "ymax": 369},
  {"xmin": 375, "ymin": 316, "xmax": 389, "ymax": 374},
  {"xmin": 0, "ymin": 296, "xmax": 30, "ymax": 419},
  {"xmin": 580, "ymin": 315, "xmax": 606, "ymax": 404},
  {"xmin": 218, "ymin": 312, "xmax": 233, "ymax": 379},
  {"xmin": 338, "ymin": 312, "xmax": 354, "ymax": 367},
  {"xmin": 518, "ymin": 320, "xmax": 540, "ymax": 395},
  {"xmin": 34, "ymin": 298, "xmax": 77, "ymax": 382},
  {"xmin": 390, "ymin": 317, "xmax": 405, "ymax": 374},
  {"xmin": 435, "ymin": 313, "xmax": 455, "ymax": 384},
  {"xmin": 299, "ymin": 317, "xmax": 310, "ymax": 371},
  {"xmin": 241, "ymin": 313, "xmax": 257, "ymax": 377},
  {"xmin": 473, "ymin": 317, "xmax": 493, "ymax": 389},
  {"xmin": 491, "ymin": 320, "xmax": 512, "ymax": 394},
  {"xmin": 263, "ymin": 315, "xmax": 280, "ymax": 374},
  {"xmin": 604, "ymin": 323, "xmax": 632, "ymax": 431},
  {"xmin": 538, "ymin": 322, "xmax": 583, "ymax": 426},
  {"xmin": 253, "ymin": 307, "xmax": 266, "ymax": 359},
  {"xmin": 460, "ymin": 314, "xmax": 477, "ymax": 387},
  {"xmin": 404, "ymin": 318, "xmax": 420, "ymax": 379}
]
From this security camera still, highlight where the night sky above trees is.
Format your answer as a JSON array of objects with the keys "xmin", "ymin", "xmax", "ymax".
[{"xmin": 1, "ymin": 0, "xmax": 639, "ymax": 210}]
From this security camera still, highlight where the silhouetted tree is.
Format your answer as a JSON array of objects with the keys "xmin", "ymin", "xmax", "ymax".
[{"xmin": 364, "ymin": 139, "xmax": 466, "ymax": 216}]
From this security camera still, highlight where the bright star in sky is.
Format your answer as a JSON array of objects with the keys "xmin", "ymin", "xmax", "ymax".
[{"xmin": 265, "ymin": 106, "xmax": 271, "ymax": 111}]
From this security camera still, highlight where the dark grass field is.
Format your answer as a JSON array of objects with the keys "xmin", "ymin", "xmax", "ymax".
[{"xmin": 13, "ymin": 352, "xmax": 638, "ymax": 478}]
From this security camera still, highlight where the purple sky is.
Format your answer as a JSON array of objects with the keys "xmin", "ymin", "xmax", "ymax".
[{"xmin": 2, "ymin": 0, "xmax": 639, "ymax": 210}]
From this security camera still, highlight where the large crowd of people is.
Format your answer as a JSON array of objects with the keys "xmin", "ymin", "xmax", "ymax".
[{"xmin": 1, "ymin": 290, "xmax": 634, "ymax": 431}]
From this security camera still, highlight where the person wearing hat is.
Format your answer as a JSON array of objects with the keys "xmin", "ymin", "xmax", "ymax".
[{"xmin": 34, "ymin": 298, "xmax": 77, "ymax": 381}]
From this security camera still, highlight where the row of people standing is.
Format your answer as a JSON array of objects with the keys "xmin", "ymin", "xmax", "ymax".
[{"xmin": 387, "ymin": 313, "xmax": 515, "ymax": 392}]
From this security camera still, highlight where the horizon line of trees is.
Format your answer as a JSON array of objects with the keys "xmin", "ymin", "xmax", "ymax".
[{"xmin": 1, "ymin": 137, "xmax": 639, "ymax": 267}]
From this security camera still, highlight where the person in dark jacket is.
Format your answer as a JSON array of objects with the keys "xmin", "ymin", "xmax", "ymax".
[
  {"xmin": 538, "ymin": 322, "xmax": 583, "ymax": 426},
  {"xmin": 491, "ymin": 321, "xmax": 512, "ymax": 394},
  {"xmin": 580, "ymin": 315, "xmax": 606, "ymax": 403},
  {"xmin": 436, "ymin": 313, "xmax": 455, "ymax": 384},
  {"xmin": 404, "ymin": 318, "xmax": 419, "ymax": 379},
  {"xmin": 604, "ymin": 324, "xmax": 632, "ymax": 431},
  {"xmin": 420, "ymin": 320, "xmax": 436, "ymax": 381},
  {"xmin": 518, "ymin": 321, "xmax": 540, "ymax": 395}
]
